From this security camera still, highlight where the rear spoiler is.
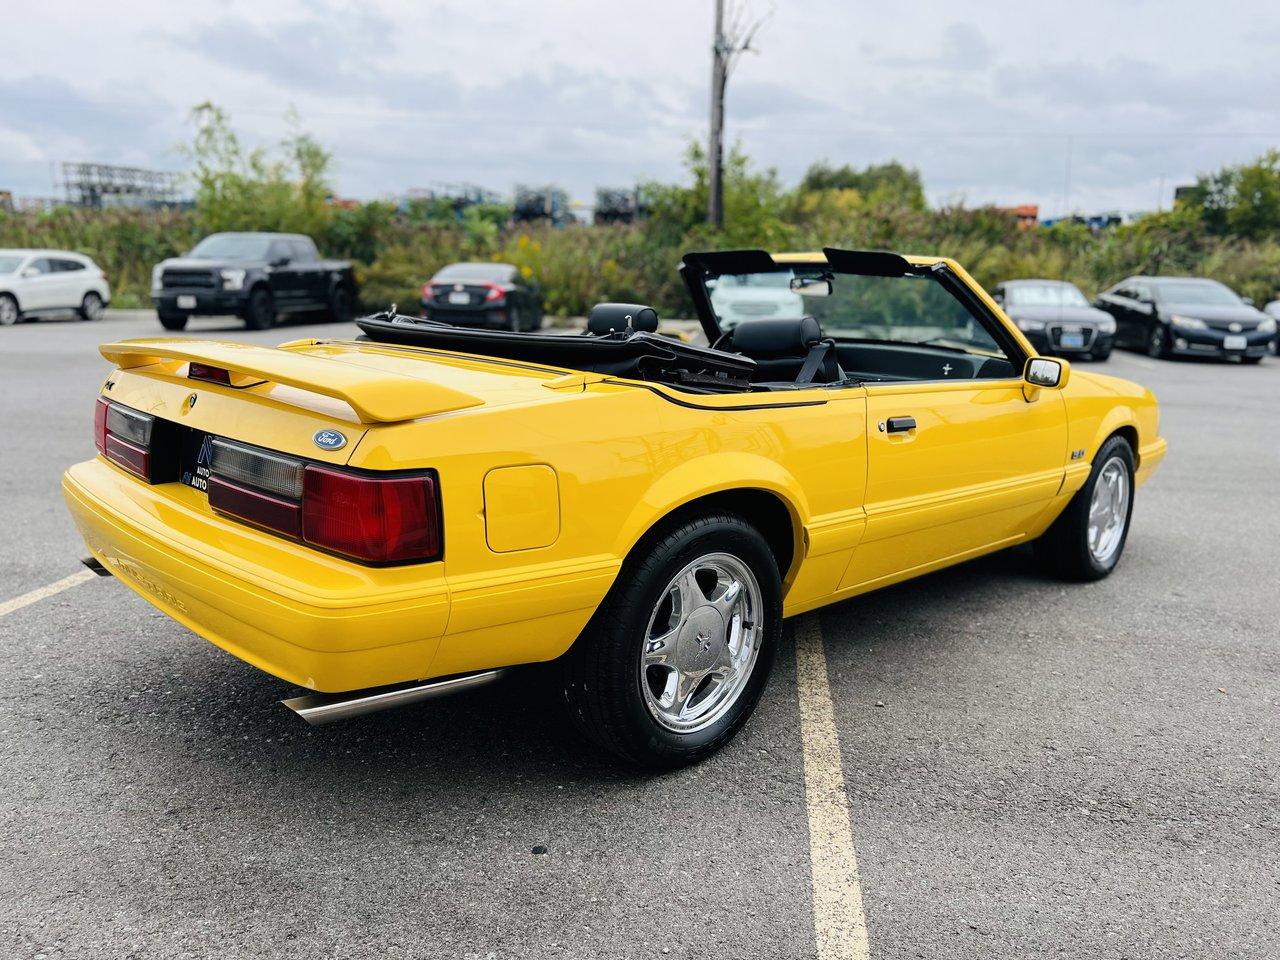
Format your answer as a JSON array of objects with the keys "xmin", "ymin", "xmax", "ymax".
[{"xmin": 98, "ymin": 338, "xmax": 483, "ymax": 424}]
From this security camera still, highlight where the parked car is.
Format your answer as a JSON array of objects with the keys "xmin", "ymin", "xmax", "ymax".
[
  {"xmin": 1095, "ymin": 276, "xmax": 1276, "ymax": 362},
  {"xmin": 1265, "ymin": 299, "xmax": 1280, "ymax": 354},
  {"xmin": 151, "ymin": 232, "xmax": 356, "ymax": 332},
  {"xmin": 992, "ymin": 279, "xmax": 1115, "ymax": 360},
  {"xmin": 0, "ymin": 249, "xmax": 109, "ymax": 325},
  {"xmin": 421, "ymin": 262, "xmax": 542, "ymax": 331},
  {"xmin": 708, "ymin": 270, "xmax": 804, "ymax": 330},
  {"xmin": 64, "ymin": 247, "xmax": 1167, "ymax": 768}
]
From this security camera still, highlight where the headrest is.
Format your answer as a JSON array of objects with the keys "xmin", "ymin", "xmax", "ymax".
[
  {"xmin": 730, "ymin": 316, "xmax": 822, "ymax": 357},
  {"xmin": 587, "ymin": 302, "xmax": 659, "ymax": 335}
]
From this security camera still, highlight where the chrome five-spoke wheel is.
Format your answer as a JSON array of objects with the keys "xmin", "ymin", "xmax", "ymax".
[
  {"xmin": 1088, "ymin": 456, "xmax": 1130, "ymax": 565},
  {"xmin": 639, "ymin": 553, "xmax": 763, "ymax": 733}
]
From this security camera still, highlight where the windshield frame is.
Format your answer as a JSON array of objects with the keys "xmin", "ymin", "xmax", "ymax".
[{"xmin": 680, "ymin": 248, "xmax": 1029, "ymax": 372}]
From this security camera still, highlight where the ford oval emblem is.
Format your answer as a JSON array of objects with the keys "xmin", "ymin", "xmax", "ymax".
[{"xmin": 313, "ymin": 429, "xmax": 347, "ymax": 451}]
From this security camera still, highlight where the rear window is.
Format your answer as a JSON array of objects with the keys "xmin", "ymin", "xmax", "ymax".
[{"xmin": 434, "ymin": 263, "xmax": 516, "ymax": 283}]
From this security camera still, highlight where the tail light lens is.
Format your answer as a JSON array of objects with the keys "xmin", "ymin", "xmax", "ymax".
[
  {"xmin": 483, "ymin": 283, "xmax": 505, "ymax": 302},
  {"xmin": 205, "ymin": 438, "xmax": 441, "ymax": 564},
  {"xmin": 95, "ymin": 397, "xmax": 155, "ymax": 481},
  {"xmin": 422, "ymin": 283, "xmax": 434, "ymax": 300},
  {"xmin": 303, "ymin": 466, "xmax": 439, "ymax": 563}
]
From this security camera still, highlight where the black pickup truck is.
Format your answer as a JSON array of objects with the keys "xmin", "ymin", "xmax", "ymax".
[{"xmin": 151, "ymin": 232, "xmax": 357, "ymax": 331}]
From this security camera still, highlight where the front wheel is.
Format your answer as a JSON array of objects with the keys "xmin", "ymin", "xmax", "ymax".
[
  {"xmin": 0, "ymin": 294, "xmax": 18, "ymax": 326},
  {"xmin": 1089, "ymin": 346, "xmax": 1112, "ymax": 361},
  {"xmin": 1146, "ymin": 324, "xmax": 1170, "ymax": 358},
  {"xmin": 1035, "ymin": 434, "xmax": 1136, "ymax": 581},
  {"xmin": 327, "ymin": 285, "xmax": 353, "ymax": 324},
  {"xmin": 561, "ymin": 511, "xmax": 781, "ymax": 769},
  {"xmin": 79, "ymin": 291, "xmax": 105, "ymax": 322},
  {"xmin": 244, "ymin": 288, "xmax": 276, "ymax": 330},
  {"xmin": 157, "ymin": 310, "xmax": 188, "ymax": 331}
]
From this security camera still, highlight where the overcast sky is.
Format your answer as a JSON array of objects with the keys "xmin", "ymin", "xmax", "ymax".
[{"xmin": 2, "ymin": 0, "xmax": 1278, "ymax": 217}]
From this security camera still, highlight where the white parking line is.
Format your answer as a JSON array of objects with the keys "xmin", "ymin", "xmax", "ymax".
[
  {"xmin": 0, "ymin": 569, "xmax": 96, "ymax": 619},
  {"xmin": 795, "ymin": 614, "xmax": 871, "ymax": 960}
]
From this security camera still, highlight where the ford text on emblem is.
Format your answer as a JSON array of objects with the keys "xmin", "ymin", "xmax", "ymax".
[{"xmin": 313, "ymin": 429, "xmax": 347, "ymax": 451}]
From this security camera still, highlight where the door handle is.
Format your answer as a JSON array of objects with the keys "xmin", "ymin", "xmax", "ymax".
[{"xmin": 886, "ymin": 416, "xmax": 917, "ymax": 434}]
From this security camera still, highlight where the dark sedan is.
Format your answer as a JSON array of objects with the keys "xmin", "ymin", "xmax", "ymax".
[
  {"xmin": 992, "ymin": 279, "xmax": 1116, "ymax": 360},
  {"xmin": 1095, "ymin": 276, "xmax": 1276, "ymax": 363},
  {"xmin": 421, "ymin": 262, "xmax": 543, "ymax": 331}
]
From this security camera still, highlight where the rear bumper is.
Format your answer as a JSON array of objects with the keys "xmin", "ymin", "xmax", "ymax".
[
  {"xmin": 152, "ymin": 291, "xmax": 246, "ymax": 316},
  {"xmin": 62, "ymin": 458, "xmax": 449, "ymax": 692},
  {"xmin": 422, "ymin": 303, "xmax": 509, "ymax": 328}
]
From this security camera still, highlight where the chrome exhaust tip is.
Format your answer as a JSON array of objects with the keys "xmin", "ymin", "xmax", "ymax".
[{"xmin": 281, "ymin": 669, "xmax": 505, "ymax": 726}]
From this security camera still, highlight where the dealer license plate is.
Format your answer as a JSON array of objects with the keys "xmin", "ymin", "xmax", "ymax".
[
  {"xmin": 177, "ymin": 295, "xmax": 197, "ymax": 309},
  {"xmin": 1224, "ymin": 335, "xmax": 1247, "ymax": 351},
  {"xmin": 448, "ymin": 291, "xmax": 471, "ymax": 305},
  {"xmin": 180, "ymin": 431, "xmax": 212, "ymax": 493}
]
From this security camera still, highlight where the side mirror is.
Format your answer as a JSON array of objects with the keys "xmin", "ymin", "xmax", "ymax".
[
  {"xmin": 21, "ymin": 266, "xmax": 40, "ymax": 278},
  {"xmin": 992, "ymin": 290, "xmax": 1005, "ymax": 305},
  {"xmin": 1242, "ymin": 296, "xmax": 1255, "ymax": 307},
  {"xmin": 1024, "ymin": 356, "xmax": 1070, "ymax": 400},
  {"xmin": 270, "ymin": 256, "xmax": 291, "ymax": 268}
]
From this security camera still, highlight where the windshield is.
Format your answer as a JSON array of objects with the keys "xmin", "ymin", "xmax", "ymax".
[
  {"xmin": 706, "ymin": 267, "xmax": 1005, "ymax": 359},
  {"xmin": 0, "ymin": 255, "xmax": 24, "ymax": 275},
  {"xmin": 1006, "ymin": 283, "xmax": 1090, "ymax": 308},
  {"xmin": 434, "ymin": 263, "xmax": 515, "ymax": 282},
  {"xmin": 1156, "ymin": 281, "xmax": 1242, "ymax": 306},
  {"xmin": 189, "ymin": 235, "xmax": 275, "ymax": 260}
]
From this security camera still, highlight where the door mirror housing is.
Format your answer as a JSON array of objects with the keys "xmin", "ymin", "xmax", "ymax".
[
  {"xmin": 1023, "ymin": 356, "xmax": 1069, "ymax": 400},
  {"xmin": 270, "ymin": 256, "xmax": 291, "ymax": 268},
  {"xmin": 21, "ymin": 266, "xmax": 40, "ymax": 278}
]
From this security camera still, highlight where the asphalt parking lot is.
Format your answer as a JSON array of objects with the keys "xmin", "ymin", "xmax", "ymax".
[{"xmin": 2, "ymin": 310, "xmax": 1277, "ymax": 959}]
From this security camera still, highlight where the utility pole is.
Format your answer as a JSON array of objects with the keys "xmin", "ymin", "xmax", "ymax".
[
  {"xmin": 707, "ymin": 1, "xmax": 768, "ymax": 228},
  {"xmin": 708, "ymin": 0, "xmax": 726, "ymax": 228}
]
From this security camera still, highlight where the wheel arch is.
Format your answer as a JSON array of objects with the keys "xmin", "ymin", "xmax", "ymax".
[{"xmin": 613, "ymin": 456, "xmax": 809, "ymax": 584}]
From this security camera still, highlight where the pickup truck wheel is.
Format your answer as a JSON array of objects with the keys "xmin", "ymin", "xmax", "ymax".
[
  {"xmin": 327, "ymin": 285, "xmax": 353, "ymax": 323},
  {"xmin": 1034, "ymin": 434, "xmax": 1136, "ymax": 582},
  {"xmin": 0, "ymin": 294, "xmax": 18, "ymax": 326},
  {"xmin": 157, "ymin": 310, "xmax": 188, "ymax": 331},
  {"xmin": 79, "ymin": 291, "xmax": 105, "ymax": 322},
  {"xmin": 244, "ymin": 288, "xmax": 275, "ymax": 330},
  {"xmin": 561, "ymin": 511, "xmax": 781, "ymax": 769}
]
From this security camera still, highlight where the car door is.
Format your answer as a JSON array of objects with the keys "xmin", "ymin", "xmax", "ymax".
[
  {"xmin": 266, "ymin": 240, "xmax": 305, "ymax": 311},
  {"xmin": 1097, "ymin": 285, "xmax": 1137, "ymax": 347},
  {"xmin": 51, "ymin": 258, "xmax": 88, "ymax": 308},
  {"xmin": 18, "ymin": 257, "xmax": 59, "ymax": 309},
  {"xmin": 1128, "ymin": 281, "xmax": 1158, "ymax": 343},
  {"xmin": 841, "ymin": 282, "xmax": 1068, "ymax": 592}
]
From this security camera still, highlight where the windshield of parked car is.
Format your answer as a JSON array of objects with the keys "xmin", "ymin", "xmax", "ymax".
[
  {"xmin": 1155, "ymin": 280, "xmax": 1242, "ymax": 306},
  {"xmin": 1005, "ymin": 283, "xmax": 1090, "ymax": 308},
  {"xmin": 189, "ymin": 235, "xmax": 275, "ymax": 260},
  {"xmin": 707, "ymin": 267, "xmax": 1006, "ymax": 359},
  {"xmin": 434, "ymin": 263, "xmax": 515, "ymax": 283},
  {"xmin": 0, "ymin": 255, "xmax": 23, "ymax": 274}
]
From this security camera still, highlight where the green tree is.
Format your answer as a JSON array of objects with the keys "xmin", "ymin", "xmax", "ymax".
[
  {"xmin": 183, "ymin": 102, "xmax": 335, "ymax": 239},
  {"xmin": 1182, "ymin": 150, "xmax": 1280, "ymax": 241},
  {"xmin": 799, "ymin": 160, "xmax": 927, "ymax": 210}
]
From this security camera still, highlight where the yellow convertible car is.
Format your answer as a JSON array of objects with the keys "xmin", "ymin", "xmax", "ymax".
[{"xmin": 64, "ymin": 248, "xmax": 1167, "ymax": 767}]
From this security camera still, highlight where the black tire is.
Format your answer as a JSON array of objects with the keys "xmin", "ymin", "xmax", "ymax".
[
  {"xmin": 1241, "ymin": 356, "xmax": 1263, "ymax": 365},
  {"xmin": 327, "ymin": 285, "xmax": 353, "ymax": 324},
  {"xmin": 1146, "ymin": 324, "xmax": 1170, "ymax": 359},
  {"xmin": 508, "ymin": 307, "xmax": 523, "ymax": 332},
  {"xmin": 79, "ymin": 291, "xmax": 105, "ymax": 322},
  {"xmin": 157, "ymin": 310, "xmax": 189, "ymax": 332},
  {"xmin": 0, "ymin": 293, "xmax": 18, "ymax": 326},
  {"xmin": 244, "ymin": 287, "xmax": 275, "ymax": 330},
  {"xmin": 560, "ymin": 511, "xmax": 782, "ymax": 769},
  {"xmin": 1034, "ymin": 434, "xmax": 1136, "ymax": 582},
  {"xmin": 1089, "ymin": 346, "xmax": 1112, "ymax": 361}
]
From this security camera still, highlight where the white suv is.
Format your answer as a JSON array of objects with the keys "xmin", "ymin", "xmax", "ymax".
[{"xmin": 0, "ymin": 249, "xmax": 111, "ymax": 325}]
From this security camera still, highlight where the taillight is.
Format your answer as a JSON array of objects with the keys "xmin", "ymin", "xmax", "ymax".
[
  {"xmin": 422, "ymin": 283, "xmax": 434, "ymax": 300},
  {"xmin": 205, "ymin": 438, "xmax": 441, "ymax": 564},
  {"xmin": 484, "ymin": 283, "xmax": 505, "ymax": 302},
  {"xmin": 95, "ymin": 397, "xmax": 155, "ymax": 481},
  {"xmin": 303, "ymin": 466, "xmax": 439, "ymax": 563}
]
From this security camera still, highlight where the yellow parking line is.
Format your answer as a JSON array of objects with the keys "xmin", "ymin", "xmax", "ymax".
[
  {"xmin": 0, "ymin": 569, "xmax": 96, "ymax": 619},
  {"xmin": 795, "ymin": 614, "xmax": 871, "ymax": 960}
]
